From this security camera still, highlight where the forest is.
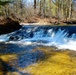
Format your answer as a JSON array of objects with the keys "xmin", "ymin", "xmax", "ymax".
[{"xmin": 0, "ymin": 0, "xmax": 76, "ymax": 24}]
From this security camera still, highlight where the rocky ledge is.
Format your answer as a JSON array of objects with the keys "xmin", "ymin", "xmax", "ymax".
[{"xmin": 0, "ymin": 18, "xmax": 22, "ymax": 35}]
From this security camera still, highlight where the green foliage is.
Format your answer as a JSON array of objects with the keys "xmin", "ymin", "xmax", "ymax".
[{"xmin": 0, "ymin": 0, "xmax": 10, "ymax": 6}]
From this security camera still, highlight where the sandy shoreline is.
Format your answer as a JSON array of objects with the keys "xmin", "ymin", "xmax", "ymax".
[{"xmin": 20, "ymin": 22, "xmax": 52, "ymax": 26}]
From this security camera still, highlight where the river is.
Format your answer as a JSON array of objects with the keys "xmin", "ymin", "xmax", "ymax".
[{"xmin": 0, "ymin": 25, "xmax": 76, "ymax": 75}]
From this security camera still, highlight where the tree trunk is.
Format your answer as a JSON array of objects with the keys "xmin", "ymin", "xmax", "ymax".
[
  {"xmin": 34, "ymin": 0, "xmax": 36, "ymax": 15},
  {"xmin": 43, "ymin": 0, "xmax": 46, "ymax": 18},
  {"xmin": 39, "ymin": 0, "xmax": 41, "ymax": 16},
  {"xmin": 34, "ymin": 0, "xmax": 36, "ymax": 9},
  {"xmin": 57, "ymin": 0, "xmax": 60, "ymax": 23}
]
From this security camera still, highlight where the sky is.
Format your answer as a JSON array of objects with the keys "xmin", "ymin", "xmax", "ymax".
[
  {"xmin": 23, "ymin": 0, "xmax": 33, "ymax": 3},
  {"xmin": 23, "ymin": 0, "xmax": 34, "ymax": 7}
]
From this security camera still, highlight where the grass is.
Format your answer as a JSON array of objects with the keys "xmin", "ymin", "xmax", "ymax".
[{"xmin": 26, "ymin": 47, "xmax": 76, "ymax": 75}]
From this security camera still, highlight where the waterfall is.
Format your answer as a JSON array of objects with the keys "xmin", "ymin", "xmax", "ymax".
[{"xmin": 0, "ymin": 25, "xmax": 76, "ymax": 50}]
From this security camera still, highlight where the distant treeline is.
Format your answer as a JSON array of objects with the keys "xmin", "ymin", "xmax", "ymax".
[{"xmin": 0, "ymin": 0, "xmax": 76, "ymax": 22}]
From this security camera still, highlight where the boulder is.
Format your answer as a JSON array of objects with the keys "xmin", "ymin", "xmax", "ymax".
[{"xmin": 0, "ymin": 18, "xmax": 22, "ymax": 35}]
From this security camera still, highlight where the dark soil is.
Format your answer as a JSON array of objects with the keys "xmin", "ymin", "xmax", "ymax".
[{"xmin": 0, "ymin": 17, "xmax": 22, "ymax": 35}]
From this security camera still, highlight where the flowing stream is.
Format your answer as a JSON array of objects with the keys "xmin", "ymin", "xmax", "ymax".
[
  {"xmin": 0, "ymin": 25, "xmax": 76, "ymax": 50},
  {"xmin": 0, "ymin": 25, "xmax": 76, "ymax": 75}
]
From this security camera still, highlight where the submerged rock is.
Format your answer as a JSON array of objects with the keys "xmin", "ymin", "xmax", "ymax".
[{"xmin": 0, "ymin": 18, "xmax": 22, "ymax": 35}]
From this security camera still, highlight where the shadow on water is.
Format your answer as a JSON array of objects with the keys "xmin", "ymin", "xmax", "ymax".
[
  {"xmin": 17, "ymin": 50, "xmax": 44, "ymax": 68},
  {"xmin": 0, "ymin": 43, "xmax": 35, "ymax": 55},
  {"xmin": 0, "ymin": 43, "xmax": 44, "ymax": 75},
  {"xmin": 0, "ymin": 58, "xmax": 30, "ymax": 75}
]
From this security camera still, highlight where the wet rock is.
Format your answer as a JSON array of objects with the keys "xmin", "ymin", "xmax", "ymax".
[
  {"xmin": 9, "ymin": 36, "xmax": 19, "ymax": 41},
  {"xmin": 0, "ymin": 17, "xmax": 22, "ymax": 35}
]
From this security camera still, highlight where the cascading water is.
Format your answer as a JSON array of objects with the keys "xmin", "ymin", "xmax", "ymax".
[
  {"xmin": 0, "ymin": 25, "xmax": 76, "ymax": 50},
  {"xmin": 1, "ymin": 25, "xmax": 76, "ymax": 74}
]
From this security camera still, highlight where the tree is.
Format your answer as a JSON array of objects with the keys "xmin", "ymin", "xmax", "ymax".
[
  {"xmin": 0, "ymin": 1, "xmax": 10, "ymax": 5},
  {"xmin": 34, "ymin": 0, "xmax": 36, "ymax": 15},
  {"xmin": 34, "ymin": 0, "xmax": 36, "ymax": 10},
  {"xmin": 0, "ymin": 0, "xmax": 12, "ymax": 16}
]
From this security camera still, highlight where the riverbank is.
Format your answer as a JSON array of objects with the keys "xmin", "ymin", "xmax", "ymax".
[
  {"xmin": 20, "ymin": 17, "xmax": 76, "ymax": 26},
  {"xmin": 0, "ymin": 17, "xmax": 22, "ymax": 35}
]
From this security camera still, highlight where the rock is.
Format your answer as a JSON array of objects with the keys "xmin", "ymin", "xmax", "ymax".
[
  {"xmin": 64, "ymin": 20, "xmax": 76, "ymax": 24},
  {"xmin": 0, "ymin": 17, "xmax": 22, "ymax": 35}
]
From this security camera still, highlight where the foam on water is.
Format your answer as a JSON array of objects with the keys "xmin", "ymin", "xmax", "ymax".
[
  {"xmin": 0, "ymin": 26, "xmax": 76, "ymax": 50},
  {"xmin": 0, "ymin": 34, "xmax": 11, "ymax": 42},
  {"xmin": 58, "ymin": 40, "xmax": 76, "ymax": 50}
]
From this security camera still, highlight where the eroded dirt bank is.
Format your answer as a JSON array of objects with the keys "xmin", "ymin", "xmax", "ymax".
[{"xmin": 0, "ymin": 17, "xmax": 22, "ymax": 35}]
